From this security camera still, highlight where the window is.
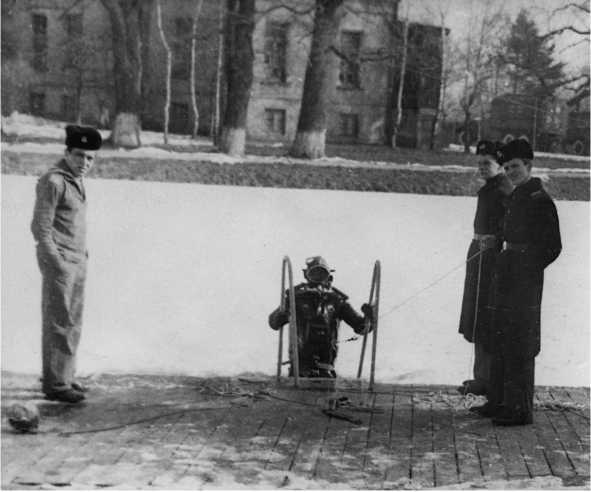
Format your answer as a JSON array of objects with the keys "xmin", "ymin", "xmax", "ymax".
[
  {"xmin": 172, "ymin": 17, "xmax": 191, "ymax": 80},
  {"xmin": 65, "ymin": 14, "xmax": 83, "ymax": 37},
  {"xmin": 339, "ymin": 31, "xmax": 361, "ymax": 89},
  {"xmin": 32, "ymin": 13, "xmax": 48, "ymax": 72},
  {"xmin": 61, "ymin": 94, "xmax": 76, "ymax": 120},
  {"xmin": 63, "ymin": 14, "xmax": 83, "ymax": 69},
  {"xmin": 30, "ymin": 91, "xmax": 46, "ymax": 116},
  {"xmin": 264, "ymin": 22, "xmax": 288, "ymax": 83},
  {"xmin": 264, "ymin": 108, "xmax": 286, "ymax": 135},
  {"xmin": 339, "ymin": 113, "xmax": 359, "ymax": 138},
  {"xmin": 32, "ymin": 13, "xmax": 47, "ymax": 35}
]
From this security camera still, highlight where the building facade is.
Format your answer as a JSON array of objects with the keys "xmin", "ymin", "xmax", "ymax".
[{"xmin": 1, "ymin": 0, "xmax": 444, "ymax": 148}]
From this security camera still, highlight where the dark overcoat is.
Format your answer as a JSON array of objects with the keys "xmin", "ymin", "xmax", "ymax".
[
  {"xmin": 459, "ymin": 173, "xmax": 512, "ymax": 343},
  {"xmin": 269, "ymin": 283, "xmax": 365, "ymax": 372},
  {"xmin": 487, "ymin": 177, "xmax": 562, "ymax": 359}
]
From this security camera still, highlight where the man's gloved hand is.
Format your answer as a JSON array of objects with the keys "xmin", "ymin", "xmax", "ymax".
[
  {"xmin": 354, "ymin": 303, "xmax": 374, "ymax": 335},
  {"xmin": 361, "ymin": 303, "xmax": 374, "ymax": 320}
]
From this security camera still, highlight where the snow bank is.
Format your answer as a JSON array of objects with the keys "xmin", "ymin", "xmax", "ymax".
[
  {"xmin": 1, "ymin": 111, "xmax": 211, "ymax": 148},
  {"xmin": 2, "ymin": 141, "xmax": 588, "ymax": 177},
  {"xmin": 2, "ymin": 176, "xmax": 588, "ymax": 386},
  {"xmin": 448, "ymin": 143, "xmax": 591, "ymax": 163}
]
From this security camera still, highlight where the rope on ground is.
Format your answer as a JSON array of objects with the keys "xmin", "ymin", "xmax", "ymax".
[{"xmin": 58, "ymin": 402, "xmax": 230, "ymax": 437}]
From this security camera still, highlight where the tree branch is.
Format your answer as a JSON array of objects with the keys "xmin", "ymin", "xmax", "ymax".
[
  {"xmin": 550, "ymin": 2, "xmax": 590, "ymax": 17},
  {"xmin": 543, "ymin": 25, "xmax": 590, "ymax": 39}
]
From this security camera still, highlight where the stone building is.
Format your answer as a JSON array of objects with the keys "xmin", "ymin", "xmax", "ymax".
[{"xmin": 1, "ymin": 0, "xmax": 444, "ymax": 148}]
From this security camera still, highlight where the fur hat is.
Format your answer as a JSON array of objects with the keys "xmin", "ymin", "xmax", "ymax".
[
  {"xmin": 496, "ymin": 138, "xmax": 533, "ymax": 164},
  {"xmin": 65, "ymin": 125, "xmax": 102, "ymax": 150},
  {"xmin": 475, "ymin": 140, "xmax": 500, "ymax": 157}
]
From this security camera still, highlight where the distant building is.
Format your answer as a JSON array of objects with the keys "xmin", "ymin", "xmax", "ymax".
[{"xmin": 1, "ymin": 0, "xmax": 445, "ymax": 148}]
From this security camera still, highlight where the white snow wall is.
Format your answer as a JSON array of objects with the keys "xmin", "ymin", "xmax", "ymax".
[{"xmin": 2, "ymin": 176, "xmax": 589, "ymax": 386}]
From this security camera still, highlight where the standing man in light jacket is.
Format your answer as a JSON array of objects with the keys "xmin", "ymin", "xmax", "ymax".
[
  {"xmin": 458, "ymin": 140, "xmax": 513, "ymax": 398},
  {"xmin": 485, "ymin": 138, "xmax": 562, "ymax": 425},
  {"xmin": 31, "ymin": 125, "xmax": 102, "ymax": 403}
]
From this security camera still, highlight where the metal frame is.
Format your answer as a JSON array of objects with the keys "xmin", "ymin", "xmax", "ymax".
[
  {"xmin": 356, "ymin": 260, "xmax": 381, "ymax": 391},
  {"xmin": 277, "ymin": 257, "xmax": 381, "ymax": 390},
  {"xmin": 276, "ymin": 256, "xmax": 299, "ymax": 387}
]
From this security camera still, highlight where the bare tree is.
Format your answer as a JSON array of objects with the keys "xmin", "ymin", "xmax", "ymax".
[
  {"xmin": 290, "ymin": 0, "xmax": 344, "ymax": 159},
  {"xmin": 428, "ymin": 3, "xmax": 451, "ymax": 149},
  {"xmin": 391, "ymin": 10, "xmax": 408, "ymax": 149},
  {"xmin": 156, "ymin": 0, "xmax": 171, "ymax": 144},
  {"xmin": 454, "ymin": 3, "xmax": 507, "ymax": 152},
  {"xmin": 544, "ymin": 1, "xmax": 590, "ymax": 103},
  {"xmin": 190, "ymin": 0, "xmax": 205, "ymax": 139},
  {"xmin": 100, "ymin": 0, "xmax": 154, "ymax": 148},
  {"xmin": 219, "ymin": 0, "xmax": 255, "ymax": 156}
]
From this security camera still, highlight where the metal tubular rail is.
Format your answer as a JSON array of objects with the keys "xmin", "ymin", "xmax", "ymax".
[
  {"xmin": 276, "ymin": 256, "xmax": 299, "ymax": 387},
  {"xmin": 357, "ymin": 260, "xmax": 381, "ymax": 391}
]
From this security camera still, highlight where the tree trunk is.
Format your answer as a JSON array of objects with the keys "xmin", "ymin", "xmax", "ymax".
[
  {"xmin": 75, "ymin": 70, "xmax": 83, "ymax": 124},
  {"xmin": 430, "ymin": 20, "xmax": 447, "ymax": 150},
  {"xmin": 190, "ymin": 0, "xmax": 204, "ymax": 139},
  {"xmin": 212, "ymin": 2, "xmax": 225, "ymax": 143},
  {"xmin": 100, "ymin": 0, "xmax": 154, "ymax": 148},
  {"xmin": 219, "ymin": 0, "xmax": 255, "ymax": 156},
  {"xmin": 392, "ymin": 17, "xmax": 408, "ymax": 149},
  {"xmin": 156, "ymin": 0, "xmax": 171, "ymax": 144},
  {"xmin": 290, "ymin": 0, "xmax": 344, "ymax": 159},
  {"xmin": 463, "ymin": 109, "xmax": 471, "ymax": 153}
]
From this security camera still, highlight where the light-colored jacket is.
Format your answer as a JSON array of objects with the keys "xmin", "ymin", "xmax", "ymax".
[{"xmin": 31, "ymin": 159, "xmax": 88, "ymax": 269}]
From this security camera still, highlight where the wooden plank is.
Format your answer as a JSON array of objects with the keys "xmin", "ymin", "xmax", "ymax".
[
  {"xmin": 264, "ymin": 401, "xmax": 315, "ymax": 472},
  {"xmin": 558, "ymin": 389, "xmax": 590, "ymax": 448},
  {"xmin": 338, "ymin": 389, "xmax": 372, "ymax": 477},
  {"xmin": 363, "ymin": 391, "xmax": 395, "ymax": 489},
  {"xmin": 290, "ymin": 412, "xmax": 332, "ymax": 477},
  {"xmin": 545, "ymin": 391, "xmax": 589, "ymax": 477},
  {"xmin": 533, "ymin": 391, "xmax": 577, "ymax": 479},
  {"xmin": 410, "ymin": 396, "xmax": 435, "ymax": 489},
  {"xmin": 312, "ymin": 403, "xmax": 353, "ymax": 483},
  {"xmin": 452, "ymin": 395, "xmax": 485, "ymax": 483},
  {"xmin": 163, "ymin": 405, "xmax": 232, "ymax": 486},
  {"xmin": 512, "ymin": 424, "xmax": 551, "ymax": 478},
  {"xmin": 494, "ymin": 425, "xmax": 531, "ymax": 479},
  {"xmin": 2, "ymin": 432, "xmax": 67, "ymax": 486},
  {"xmin": 431, "ymin": 394, "xmax": 460, "ymax": 488},
  {"xmin": 564, "ymin": 387, "xmax": 590, "ymax": 407},
  {"xmin": 383, "ymin": 391, "xmax": 412, "ymax": 488},
  {"xmin": 473, "ymin": 424, "xmax": 507, "ymax": 482}
]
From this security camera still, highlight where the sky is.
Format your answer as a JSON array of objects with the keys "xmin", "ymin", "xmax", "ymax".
[{"xmin": 402, "ymin": 0, "xmax": 590, "ymax": 74}]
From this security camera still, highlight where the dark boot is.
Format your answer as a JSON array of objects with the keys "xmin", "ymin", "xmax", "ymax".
[{"xmin": 45, "ymin": 385, "xmax": 85, "ymax": 403}]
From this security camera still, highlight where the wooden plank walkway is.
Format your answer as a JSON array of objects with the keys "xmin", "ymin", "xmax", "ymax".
[{"xmin": 1, "ymin": 373, "xmax": 589, "ymax": 489}]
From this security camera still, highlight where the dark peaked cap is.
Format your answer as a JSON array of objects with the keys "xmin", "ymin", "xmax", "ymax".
[
  {"xmin": 496, "ymin": 138, "xmax": 534, "ymax": 164},
  {"xmin": 65, "ymin": 125, "xmax": 102, "ymax": 151},
  {"xmin": 475, "ymin": 140, "xmax": 499, "ymax": 157}
]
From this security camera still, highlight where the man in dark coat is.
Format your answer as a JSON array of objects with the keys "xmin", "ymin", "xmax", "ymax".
[
  {"xmin": 269, "ymin": 256, "xmax": 373, "ymax": 378},
  {"xmin": 458, "ymin": 140, "xmax": 513, "ymax": 398},
  {"xmin": 483, "ymin": 139, "xmax": 562, "ymax": 425},
  {"xmin": 31, "ymin": 125, "xmax": 102, "ymax": 403}
]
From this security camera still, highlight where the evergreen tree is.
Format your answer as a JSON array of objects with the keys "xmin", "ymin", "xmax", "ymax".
[{"xmin": 499, "ymin": 10, "xmax": 565, "ymax": 96}]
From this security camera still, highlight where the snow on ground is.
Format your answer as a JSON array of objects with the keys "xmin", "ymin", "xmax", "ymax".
[
  {"xmin": 2, "ymin": 111, "xmax": 588, "ymax": 176},
  {"xmin": 1, "ymin": 176, "xmax": 588, "ymax": 386},
  {"xmin": 448, "ymin": 143, "xmax": 591, "ymax": 163},
  {"xmin": 1, "ymin": 111, "xmax": 211, "ymax": 148},
  {"xmin": 2, "ymin": 141, "xmax": 589, "ymax": 178}
]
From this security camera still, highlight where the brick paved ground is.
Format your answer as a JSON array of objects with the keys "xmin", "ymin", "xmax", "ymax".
[{"xmin": 1, "ymin": 372, "xmax": 589, "ymax": 489}]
